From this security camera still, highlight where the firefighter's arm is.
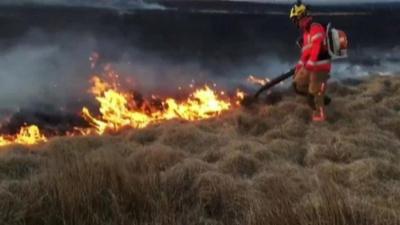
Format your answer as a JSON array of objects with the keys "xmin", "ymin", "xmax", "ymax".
[
  {"xmin": 305, "ymin": 24, "xmax": 325, "ymax": 71},
  {"xmin": 296, "ymin": 44, "xmax": 310, "ymax": 74}
]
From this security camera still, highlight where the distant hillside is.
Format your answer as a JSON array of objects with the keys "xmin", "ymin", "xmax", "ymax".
[{"xmin": 1, "ymin": 75, "xmax": 400, "ymax": 225}]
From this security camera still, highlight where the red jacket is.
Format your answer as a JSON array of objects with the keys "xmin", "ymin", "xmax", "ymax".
[{"xmin": 296, "ymin": 22, "xmax": 331, "ymax": 73}]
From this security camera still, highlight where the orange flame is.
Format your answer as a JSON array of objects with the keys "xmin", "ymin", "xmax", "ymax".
[
  {"xmin": 0, "ymin": 137, "xmax": 10, "ymax": 147},
  {"xmin": 15, "ymin": 125, "xmax": 47, "ymax": 145},
  {"xmin": 247, "ymin": 75, "xmax": 270, "ymax": 86},
  {"xmin": 82, "ymin": 75, "xmax": 233, "ymax": 134},
  {"xmin": 0, "ymin": 66, "xmax": 246, "ymax": 147},
  {"xmin": 0, "ymin": 125, "xmax": 47, "ymax": 147},
  {"xmin": 235, "ymin": 90, "xmax": 246, "ymax": 106}
]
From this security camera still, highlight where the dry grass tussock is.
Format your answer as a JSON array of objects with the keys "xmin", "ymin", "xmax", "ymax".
[{"xmin": 1, "ymin": 76, "xmax": 400, "ymax": 225}]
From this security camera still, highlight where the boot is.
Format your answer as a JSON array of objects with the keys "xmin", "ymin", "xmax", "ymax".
[{"xmin": 312, "ymin": 107, "xmax": 326, "ymax": 122}]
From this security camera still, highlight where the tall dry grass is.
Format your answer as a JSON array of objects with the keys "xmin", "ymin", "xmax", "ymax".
[{"xmin": 1, "ymin": 76, "xmax": 400, "ymax": 225}]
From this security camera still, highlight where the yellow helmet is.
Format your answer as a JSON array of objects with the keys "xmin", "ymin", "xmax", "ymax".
[{"xmin": 290, "ymin": 1, "xmax": 308, "ymax": 20}]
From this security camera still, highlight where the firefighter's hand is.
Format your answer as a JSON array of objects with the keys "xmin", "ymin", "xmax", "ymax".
[
  {"xmin": 294, "ymin": 66, "xmax": 303, "ymax": 79},
  {"xmin": 305, "ymin": 61, "xmax": 314, "ymax": 72}
]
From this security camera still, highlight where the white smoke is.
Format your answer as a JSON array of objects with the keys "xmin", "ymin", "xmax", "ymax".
[
  {"xmin": 1, "ymin": 29, "xmax": 398, "ymax": 111},
  {"xmin": 0, "ymin": 31, "xmax": 96, "ymax": 110},
  {"xmin": 0, "ymin": 18, "xmax": 398, "ymax": 114},
  {"xmin": 332, "ymin": 46, "xmax": 400, "ymax": 79},
  {"xmin": 0, "ymin": 30, "xmax": 213, "ymax": 112}
]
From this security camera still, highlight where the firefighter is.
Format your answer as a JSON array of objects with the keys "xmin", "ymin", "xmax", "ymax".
[{"xmin": 290, "ymin": 1, "xmax": 331, "ymax": 122}]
